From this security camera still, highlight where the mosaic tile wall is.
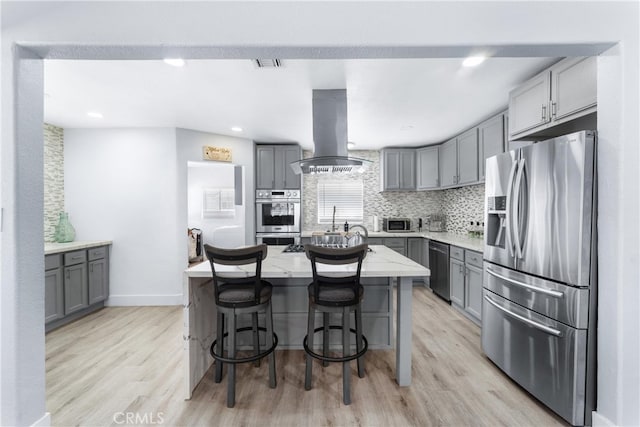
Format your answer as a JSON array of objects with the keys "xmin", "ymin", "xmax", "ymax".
[
  {"xmin": 440, "ymin": 184, "xmax": 485, "ymax": 235},
  {"xmin": 302, "ymin": 150, "xmax": 443, "ymax": 232},
  {"xmin": 44, "ymin": 123, "xmax": 65, "ymax": 242},
  {"xmin": 301, "ymin": 149, "xmax": 485, "ymax": 235}
]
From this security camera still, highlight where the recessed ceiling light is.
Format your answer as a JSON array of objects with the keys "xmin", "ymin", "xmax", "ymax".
[
  {"xmin": 462, "ymin": 56, "xmax": 486, "ymax": 67},
  {"xmin": 400, "ymin": 125, "xmax": 414, "ymax": 131},
  {"xmin": 231, "ymin": 126, "xmax": 243, "ymax": 132},
  {"xmin": 347, "ymin": 142, "xmax": 356, "ymax": 150},
  {"xmin": 163, "ymin": 58, "xmax": 185, "ymax": 67},
  {"xmin": 87, "ymin": 111, "xmax": 103, "ymax": 119}
]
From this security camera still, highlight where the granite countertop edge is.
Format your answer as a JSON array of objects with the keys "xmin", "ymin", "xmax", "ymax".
[
  {"xmin": 45, "ymin": 240, "xmax": 113, "ymax": 255},
  {"xmin": 301, "ymin": 230, "xmax": 484, "ymax": 253}
]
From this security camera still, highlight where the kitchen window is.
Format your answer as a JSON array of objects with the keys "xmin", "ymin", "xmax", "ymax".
[{"xmin": 317, "ymin": 179, "xmax": 363, "ymax": 224}]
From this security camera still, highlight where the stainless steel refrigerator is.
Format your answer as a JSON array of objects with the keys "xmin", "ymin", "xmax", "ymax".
[{"xmin": 482, "ymin": 130, "xmax": 597, "ymax": 426}]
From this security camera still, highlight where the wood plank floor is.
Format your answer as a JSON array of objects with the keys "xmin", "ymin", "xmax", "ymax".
[{"xmin": 46, "ymin": 287, "xmax": 568, "ymax": 426}]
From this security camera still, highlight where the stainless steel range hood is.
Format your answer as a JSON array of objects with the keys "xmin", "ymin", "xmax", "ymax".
[{"xmin": 290, "ymin": 89, "xmax": 372, "ymax": 174}]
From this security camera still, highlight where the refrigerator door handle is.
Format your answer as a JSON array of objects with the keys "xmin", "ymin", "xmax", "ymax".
[
  {"xmin": 505, "ymin": 159, "xmax": 519, "ymax": 257},
  {"xmin": 484, "ymin": 295, "xmax": 563, "ymax": 337},
  {"xmin": 485, "ymin": 267, "xmax": 564, "ymax": 298},
  {"xmin": 513, "ymin": 159, "xmax": 526, "ymax": 259}
]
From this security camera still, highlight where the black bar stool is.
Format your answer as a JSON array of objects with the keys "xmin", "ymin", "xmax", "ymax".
[
  {"xmin": 204, "ymin": 244, "xmax": 278, "ymax": 408},
  {"xmin": 303, "ymin": 244, "xmax": 369, "ymax": 405}
]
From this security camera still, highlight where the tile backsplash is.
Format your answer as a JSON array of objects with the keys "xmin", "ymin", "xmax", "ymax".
[
  {"xmin": 44, "ymin": 123, "xmax": 65, "ymax": 242},
  {"xmin": 302, "ymin": 150, "xmax": 484, "ymax": 235}
]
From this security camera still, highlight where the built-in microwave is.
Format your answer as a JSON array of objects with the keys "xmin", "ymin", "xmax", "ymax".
[{"xmin": 382, "ymin": 217, "xmax": 412, "ymax": 232}]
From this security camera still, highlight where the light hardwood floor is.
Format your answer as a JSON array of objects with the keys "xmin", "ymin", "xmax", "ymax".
[{"xmin": 46, "ymin": 287, "xmax": 568, "ymax": 426}]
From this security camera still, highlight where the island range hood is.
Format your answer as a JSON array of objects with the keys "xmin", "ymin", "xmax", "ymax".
[{"xmin": 290, "ymin": 89, "xmax": 372, "ymax": 174}]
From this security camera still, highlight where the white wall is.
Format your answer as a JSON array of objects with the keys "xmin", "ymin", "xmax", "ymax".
[
  {"xmin": 1, "ymin": 2, "xmax": 638, "ymax": 427},
  {"xmin": 64, "ymin": 128, "xmax": 183, "ymax": 305}
]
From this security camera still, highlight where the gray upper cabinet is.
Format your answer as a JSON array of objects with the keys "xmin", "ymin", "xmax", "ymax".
[
  {"xmin": 256, "ymin": 145, "xmax": 301, "ymax": 189},
  {"xmin": 416, "ymin": 146, "xmax": 439, "ymax": 190},
  {"xmin": 381, "ymin": 149, "xmax": 416, "ymax": 191},
  {"xmin": 457, "ymin": 128, "xmax": 479, "ymax": 185},
  {"xmin": 439, "ymin": 137, "xmax": 458, "ymax": 187},
  {"xmin": 550, "ymin": 56, "xmax": 597, "ymax": 122},
  {"xmin": 478, "ymin": 113, "xmax": 506, "ymax": 181},
  {"xmin": 509, "ymin": 57, "xmax": 596, "ymax": 139}
]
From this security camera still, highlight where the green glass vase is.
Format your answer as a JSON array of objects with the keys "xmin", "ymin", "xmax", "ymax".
[{"xmin": 55, "ymin": 212, "xmax": 76, "ymax": 243}]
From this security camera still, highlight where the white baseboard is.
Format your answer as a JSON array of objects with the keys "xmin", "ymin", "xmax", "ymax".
[
  {"xmin": 592, "ymin": 411, "xmax": 617, "ymax": 427},
  {"xmin": 31, "ymin": 412, "xmax": 51, "ymax": 427},
  {"xmin": 105, "ymin": 294, "xmax": 182, "ymax": 306}
]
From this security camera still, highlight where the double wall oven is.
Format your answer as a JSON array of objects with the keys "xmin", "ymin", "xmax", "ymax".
[{"xmin": 255, "ymin": 190, "xmax": 301, "ymax": 245}]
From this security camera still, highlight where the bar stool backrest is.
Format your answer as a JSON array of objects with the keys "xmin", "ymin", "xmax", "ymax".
[
  {"xmin": 204, "ymin": 244, "xmax": 268, "ymax": 306},
  {"xmin": 304, "ymin": 244, "xmax": 368, "ymax": 307}
]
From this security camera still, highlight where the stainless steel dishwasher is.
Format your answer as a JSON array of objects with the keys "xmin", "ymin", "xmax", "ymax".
[{"xmin": 428, "ymin": 240, "xmax": 450, "ymax": 302}]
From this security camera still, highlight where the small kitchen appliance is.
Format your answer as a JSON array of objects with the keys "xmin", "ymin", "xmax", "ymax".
[{"xmin": 382, "ymin": 218, "xmax": 411, "ymax": 232}]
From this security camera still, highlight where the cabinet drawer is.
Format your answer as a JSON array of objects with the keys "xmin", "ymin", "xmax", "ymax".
[
  {"xmin": 88, "ymin": 246, "xmax": 107, "ymax": 261},
  {"xmin": 64, "ymin": 250, "xmax": 87, "ymax": 266},
  {"xmin": 450, "ymin": 246, "xmax": 464, "ymax": 261},
  {"xmin": 45, "ymin": 254, "xmax": 62, "ymax": 270},
  {"xmin": 465, "ymin": 250, "xmax": 483, "ymax": 268},
  {"xmin": 383, "ymin": 238, "xmax": 406, "ymax": 249}
]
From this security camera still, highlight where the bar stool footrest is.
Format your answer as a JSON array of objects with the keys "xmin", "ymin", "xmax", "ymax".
[
  {"xmin": 303, "ymin": 325, "xmax": 368, "ymax": 363},
  {"xmin": 210, "ymin": 326, "xmax": 278, "ymax": 364}
]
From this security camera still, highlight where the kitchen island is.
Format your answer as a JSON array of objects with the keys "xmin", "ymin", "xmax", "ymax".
[{"xmin": 182, "ymin": 244, "xmax": 430, "ymax": 399}]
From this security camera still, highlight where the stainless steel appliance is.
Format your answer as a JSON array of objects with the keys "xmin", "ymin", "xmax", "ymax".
[
  {"xmin": 426, "ymin": 214, "xmax": 446, "ymax": 232},
  {"xmin": 382, "ymin": 218, "xmax": 411, "ymax": 232},
  {"xmin": 256, "ymin": 189, "xmax": 301, "ymax": 244},
  {"xmin": 482, "ymin": 130, "xmax": 597, "ymax": 426},
  {"xmin": 428, "ymin": 240, "xmax": 450, "ymax": 301}
]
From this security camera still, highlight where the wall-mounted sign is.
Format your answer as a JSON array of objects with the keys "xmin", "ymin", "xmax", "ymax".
[{"xmin": 203, "ymin": 146, "xmax": 232, "ymax": 162}]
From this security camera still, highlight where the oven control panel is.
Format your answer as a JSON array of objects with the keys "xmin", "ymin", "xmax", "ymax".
[{"xmin": 256, "ymin": 189, "xmax": 300, "ymax": 200}]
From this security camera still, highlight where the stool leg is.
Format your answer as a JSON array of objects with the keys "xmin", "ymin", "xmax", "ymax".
[
  {"xmin": 266, "ymin": 302, "xmax": 277, "ymax": 388},
  {"xmin": 355, "ymin": 304, "xmax": 365, "ymax": 378},
  {"xmin": 252, "ymin": 312, "xmax": 260, "ymax": 367},
  {"xmin": 227, "ymin": 311, "xmax": 237, "ymax": 408},
  {"xmin": 305, "ymin": 302, "xmax": 315, "ymax": 390},
  {"xmin": 322, "ymin": 312, "xmax": 330, "ymax": 367},
  {"xmin": 215, "ymin": 311, "xmax": 224, "ymax": 383},
  {"xmin": 342, "ymin": 306, "xmax": 351, "ymax": 405}
]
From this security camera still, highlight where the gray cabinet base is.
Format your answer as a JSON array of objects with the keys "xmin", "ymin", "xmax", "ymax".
[{"xmin": 45, "ymin": 301, "xmax": 105, "ymax": 333}]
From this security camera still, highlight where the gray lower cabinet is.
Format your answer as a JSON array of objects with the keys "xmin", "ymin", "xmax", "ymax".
[
  {"xmin": 46, "ymin": 245, "xmax": 110, "ymax": 331},
  {"xmin": 449, "ymin": 246, "xmax": 483, "ymax": 325},
  {"xmin": 383, "ymin": 237, "xmax": 407, "ymax": 256},
  {"xmin": 44, "ymin": 254, "xmax": 64, "ymax": 323}
]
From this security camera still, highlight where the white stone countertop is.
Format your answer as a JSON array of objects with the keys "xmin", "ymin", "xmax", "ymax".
[
  {"xmin": 44, "ymin": 240, "xmax": 113, "ymax": 255},
  {"xmin": 185, "ymin": 245, "xmax": 430, "ymax": 279},
  {"xmin": 301, "ymin": 230, "xmax": 484, "ymax": 253}
]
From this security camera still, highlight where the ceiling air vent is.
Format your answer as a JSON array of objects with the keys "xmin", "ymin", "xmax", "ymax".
[{"xmin": 254, "ymin": 59, "xmax": 282, "ymax": 68}]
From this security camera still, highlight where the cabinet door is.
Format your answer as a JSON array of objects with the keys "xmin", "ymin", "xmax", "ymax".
[
  {"xmin": 45, "ymin": 268, "xmax": 64, "ymax": 323},
  {"xmin": 256, "ymin": 146, "xmax": 275, "ymax": 189},
  {"xmin": 457, "ymin": 128, "xmax": 479, "ymax": 185},
  {"xmin": 64, "ymin": 263, "xmax": 88, "ymax": 315},
  {"xmin": 88, "ymin": 258, "xmax": 108, "ymax": 304},
  {"xmin": 508, "ymin": 71, "xmax": 551, "ymax": 137},
  {"xmin": 449, "ymin": 258, "xmax": 465, "ymax": 307},
  {"xmin": 416, "ymin": 146, "xmax": 439, "ymax": 189},
  {"xmin": 407, "ymin": 238, "xmax": 422, "ymax": 264},
  {"xmin": 384, "ymin": 238, "xmax": 407, "ymax": 256},
  {"xmin": 550, "ymin": 56, "xmax": 597, "ymax": 122},
  {"xmin": 439, "ymin": 138, "xmax": 457, "ymax": 187},
  {"xmin": 465, "ymin": 264, "xmax": 483, "ymax": 321},
  {"xmin": 478, "ymin": 114, "xmax": 505, "ymax": 181},
  {"xmin": 382, "ymin": 150, "xmax": 401, "ymax": 190},
  {"xmin": 399, "ymin": 150, "xmax": 416, "ymax": 190},
  {"xmin": 422, "ymin": 239, "xmax": 430, "ymax": 287},
  {"xmin": 281, "ymin": 146, "xmax": 301, "ymax": 189}
]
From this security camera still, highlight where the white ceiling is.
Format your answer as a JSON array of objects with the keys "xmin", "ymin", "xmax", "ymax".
[{"xmin": 44, "ymin": 57, "xmax": 558, "ymax": 150}]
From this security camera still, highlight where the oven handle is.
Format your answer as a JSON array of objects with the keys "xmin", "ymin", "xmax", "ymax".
[
  {"xmin": 486, "ymin": 267, "xmax": 564, "ymax": 298},
  {"xmin": 484, "ymin": 295, "xmax": 562, "ymax": 337}
]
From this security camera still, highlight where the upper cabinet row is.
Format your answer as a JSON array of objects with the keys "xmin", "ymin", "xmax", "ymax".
[
  {"xmin": 381, "ymin": 111, "xmax": 506, "ymax": 191},
  {"xmin": 509, "ymin": 56, "xmax": 597, "ymax": 139},
  {"xmin": 256, "ymin": 144, "xmax": 302, "ymax": 190}
]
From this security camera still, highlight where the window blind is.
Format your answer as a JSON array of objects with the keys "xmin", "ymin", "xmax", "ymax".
[{"xmin": 317, "ymin": 179, "xmax": 363, "ymax": 224}]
